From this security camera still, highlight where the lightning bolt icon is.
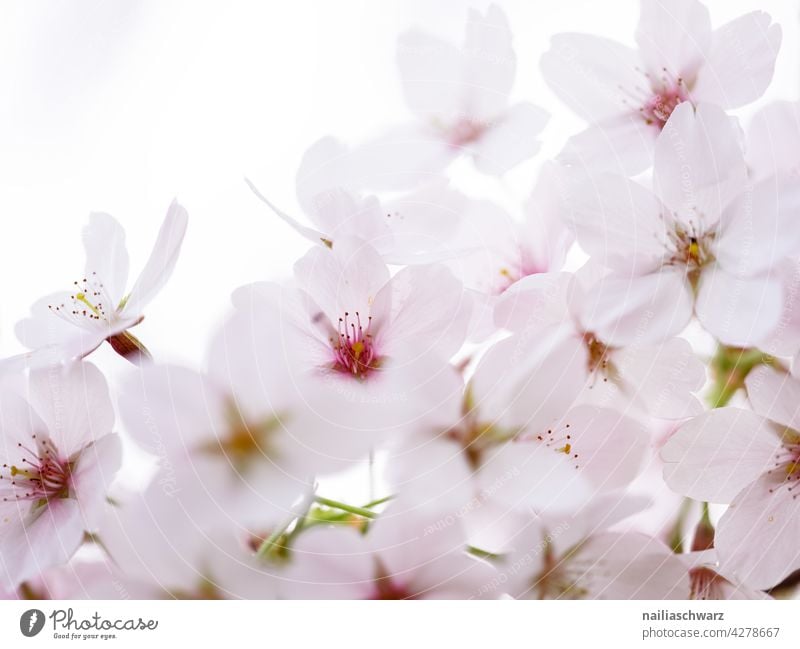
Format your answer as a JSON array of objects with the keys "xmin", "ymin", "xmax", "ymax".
[{"xmin": 28, "ymin": 611, "xmax": 37, "ymax": 632}]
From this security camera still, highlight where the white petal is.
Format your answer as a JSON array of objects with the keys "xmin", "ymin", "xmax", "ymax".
[
  {"xmin": 26, "ymin": 361, "xmax": 114, "ymax": 453},
  {"xmin": 661, "ymin": 407, "xmax": 776, "ymax": 503},
  {"xmin": 557, "ymin": 113, "xmax": 657, "ymax": 176},
  {"xmin": 82, "ymin": 212, "xmax": 129, "ymax": 305},
  {"xmin": 540, "ymin": 33, "xmax": 641, "ymax": 122},
  {"xmin": 123, "ymin": 200, "xmax": 188, "ymax": 315},
  {"xmin": 460, "ymin": 5, "xmax": 516, "ymax": 120},
  {"xmin": 654, "ymin": 103, "xmax": 747, "ymax": 225},
  {"xmin": 563, "ymin": 173, "xmax": 668, "ymax": 275},
  {"xmin": 493, "ymin": 271, "xmax": 571, "ymax": 333},
  {"xmin": 635, "ymin": 0, "xmax": 711, "ymax": 80},
  {"xmin": 746, "ymin": 101, "xmax": 800, "ymax": 180},
  {"xmin": 396, "ymin": 29, "xmax": 464, "ymax": 120},
  {"xmin": 693, "ymin": 12, "xmax": 781, "ymax": 109},
  {"xmin": 71, "ymin": 433, "xmax": 122, "ymax": 530},
  {"xmin": 695, "ymin": 265, "xmax": 782, "ymax": 347},
  {"xmin": 716, "ymin": 176, "xmax": 800, "ymax": 277},
  {"xmin": 472, "ymin": 102, "xmax": 548, "ymax": 175},
  {"xmin": 717, "ymin": 474, "xmax": 800, "ymax": 590},
  {"xmin": 579, "ymin": 270, "xmax": 693, "ymax": 346},
  {"xmin": 293, "ymin": 236, "xmax": 390, "ymax": 326},
  {"xmin": 746, "ymin": 366, "xmax": 800, "ymax": 432},
  {"xmin": 610, "ymin": 337, "xmax": 706, "ymax": 419}
]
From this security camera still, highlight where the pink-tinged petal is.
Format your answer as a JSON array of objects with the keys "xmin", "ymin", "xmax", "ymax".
[
  {"xmin": 293, "ymin": 236, "xmax": 390, "ymax": 327},
  {"xmin": 123, "ymin": 200, "xmax": 188, "ymax": 315},
  {"xmin": 282, "ymin": 526, "xmax": 374, "ymax": 599},
  {"xmin": 472, "ymin": 329, "xmax": 586, "ymax": 433},
  {"xmin": 580, "ymin": 270, "xmax": 693, "ymax": 346},
  {"xmin": 347, "ymin": 125, "xmax": 455, "ymax": 191},
  {"xmin": 746, "ymin": 101, "xmax": 800, "ymax": 180},
  {"xmin": 15, "ymin": 292, "xmax": 108, "ymax": 356},
  {"xmin": 0, "ymin": 499, "xmax": 84, "ymax": 590},
  {"xmin": 558, "ymin": 113, "xmax": 657, "ymax": 176},
  {"xmin": 609, "ymin": 337, "xmax": 705, "ymax": 419},
  {"xmin": 0, "ymin": 392, "xmax": 48, "ymax": 451},
  {"xmin": 460, "ymin": 5, "xmax": 516, "ymax": 120},
  {"xmin": 471, "ymin": 102, "xmax": 548, "ymax": 175},
  {"xmin": 119, "ymin": 364, "xmax": 226, "ymax": 458},
  {"xmin": 551, "ymin": 405, "xmax": 648, "ymax": 491},
  {"xmin": 635, "ymin": 0, "xmax": 711, "ymax": 80},
  {"xmin": 716, "ymin": 475, "xmax": 800, "ymax": 589},
  {"xmin": 661, "ymin": 407, "xmax": 776, "ymax": 503},
  {"xmin": 759, "ymin": 259, "xmax": 800, "ymax": 357},
  {"xmin": 397, "ymin": 29, "xmax": 464, "ymax": 121},
  {"xmin": 82, "ymin": 212, "xmax": 129, "ymax": 305},
  {"xmin": 693, "ymin": 12, "xmax": 781, "ymax": 109},
  {"xmin": 563, "ymin": 173, "xmax": 668, "ymax": 275},
  {"xmin": 295, "ymin": 136, "xmax": 358, "ymax": 218},
  {"xmin": 26, "ymin": 362, "xmax": 114, "ymax": 453},
  {"xmin": 655, "ymin": 103, "xmax": 747, "ymax": 225},
  {"xmin": 575, "ymin": 532, "xmax": 690, "ymax": 599},
  {"xmin": 246, "ymin": 177, "xmax": 326, "ymax": 247},
  {"xmin": 478, "ymin": 440, "xmax": 595, "ymax": 514},
  {"xmin": 695, "ymin": 265, "xmax": 782, "ymax": 347},
  {"xmin": 377, "ymin": 264, "xmax": 470, "ymax": 361},
  {"xmin": 70, "ymin": 433, "xmax": 122, "ymax": 530},
  {"xmin": 540, "ymin": 33, "xmax": 641, "ymax": 122},
  {"xmin": 379, "ymin": 181, "xmax": 466, "ymax": 265},
  {"xmin": 745, "ymin": 366, "xmax": 800, "ymax": 432},
  {"xmin": 493, "ymin": 271, "xmax": 571, "ymax": 333},
  {"xmin": 716, "ymin": 176, "xmax": 800, "ymax": 277}
]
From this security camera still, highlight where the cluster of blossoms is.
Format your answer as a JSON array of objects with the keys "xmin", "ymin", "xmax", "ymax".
[{"xmin": 2, "ymin": 0, "xmax": 800, "ymax": 600}]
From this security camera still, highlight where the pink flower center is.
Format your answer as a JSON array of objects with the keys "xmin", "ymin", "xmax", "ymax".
[
  {"xmin": 331, "ymin": 311, "xmax": 380, "ymax": 379},
  {"xmin": 520, "ymin": 423, "xmax": 581, "ymax": 470},
  {"xmin": 0, "ymin": 435, "xmax": 71, "ymax": 505},
  {"xmin": 447, "ymin": 117, "xmax": 486, "ymax": 148},
  {"xmin": 766, "ymin": 435, "xmax": 800, "ymax": 500},
  {"xmin": 621, "ymin": 67, "xmax": 690, "ymax": 129}
]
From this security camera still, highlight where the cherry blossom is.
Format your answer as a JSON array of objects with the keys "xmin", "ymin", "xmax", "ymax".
[
  {"xmin": 564, "ymin": 102, "xmax": 800, "ymax": 347},
  {"xmin": 541, "ymin": 0, "xmax": 781, "ymax": 175},
  {"xmin": 16, "ymin": 202, "xmax": 188, "ymax": 363},
  {"xmin": 347, "ymin": 5, "xmax": 548, "ymax": 189},
  {"xmin": 0, "ymin": 362, "xmax": 121, "ymax": 589},
  {"xmin": 662, "ymin": 367, "xmax": 800, "ymax": 589}
]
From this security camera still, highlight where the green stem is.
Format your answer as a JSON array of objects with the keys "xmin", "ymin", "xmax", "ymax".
[
  {"xmin": 668, "ymin": 497, "xmax": 694, "ymax": 553},
  {"xmin": 314, "ymin": 496, "xmax": 379, "ymax": 519}
]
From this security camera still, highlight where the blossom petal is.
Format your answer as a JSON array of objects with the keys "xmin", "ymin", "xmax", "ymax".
[
  {"xmin": 540, "ymin": 33, "xmax": 641, "ymax": 122},
  {"xmin": 635, "ymin": 0, "xmax": 711, "ymax": 80},
  {"xmin": 716, "ymin": 474, "xmax": 800, "ymax": 590},
  {"xmin": 472, "ymin": 102, "xmax": 548, "ymax": 175},
  {"xmin": 82, "ymin": 212, "xmax": 129, "ymax": 305},
  {"xmin": 654, "ymin": 102, "xmax": 747, "ymax": 225},
  {"xmin": 695, "ymin": 264, "xmax": 782, "ymax": 347},
  {"xmin": 123, "ymin": 200, "xmax": 188, "ymax": 315},
  {"xmin": 563, "ymin": 173, "xmax": 668, "ymax": 275},
  {"xmin": 745, "ymin": 366, "xmax": 800, "ymax": 432},
  {"xmin": 746, "ymin": 101, "xmax": 800, "ymax": 180},
  {"xmin": 693, "ymin": 12, "xmax": 781, "ymax": 109},
  {"xmin": 70, "ymin": 433, "xmax": 122, "ymax": 530},
  {"xmin": 558, "ymin": 113, "xmax": 657, "ymax": 176},
  {"xmin": 661, "ymin": 407, "xmax": 776, "ymax": 503}
]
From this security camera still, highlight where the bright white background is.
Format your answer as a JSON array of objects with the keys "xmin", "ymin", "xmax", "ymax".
[{"xmin": 0, "ymin": 0, "xmax": 797, "ymax": 370}]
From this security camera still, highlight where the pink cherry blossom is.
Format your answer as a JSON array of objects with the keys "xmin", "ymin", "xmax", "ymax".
[
  {"xmin": 346, "ymin": 5, "xmax": 548, "ymax": 189},
  {"xmin": 662, "ymin": 366, "xmax": 800, "ymax": 589},
  {"xmin": 542, "ymin": 0, "xmax": 781, "ymax": 175},
  {"xmin": 16, "ymin": 202, "xmax": 188, "ymax": 363},
  {"xmin": 0, "ymin": 362, "xmax": 121, "ymax": 589},
  {"xmin": 564, "ymin": 102, "xmax": 800, "ymax": 347}
]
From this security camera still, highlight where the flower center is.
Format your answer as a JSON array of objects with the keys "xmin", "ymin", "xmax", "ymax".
[
  {"xmin": 766, "ymin": 429, "xmax": 800, "ymax": 500},
  {"xmin": 0, "ymin": 435, "xmax": 71, "ymax": 507},
  {"xmin": 639, "ymin": 69, "xmax": 689, "ymax": 128},
  {"xmin": 665, "ymin": 222, "xmax": 715, "ymax": 285},
  {"xmin": 48, "ymin": 271, "xmax": 118, "ymax": 326},
  {"xmin": 200, "ymin": 402, "xmax": 282, "ymax": 470},
  {"xmin": 446, "ymin": 117, "xmax": 486, "ymax": 147},
  {"xmin": 331, "ymin": 311, "xmax": 380, "ymax": 378},
  {"xmin": 520, "ymin": 423, "xmax": 581, "ymax": 469}
]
